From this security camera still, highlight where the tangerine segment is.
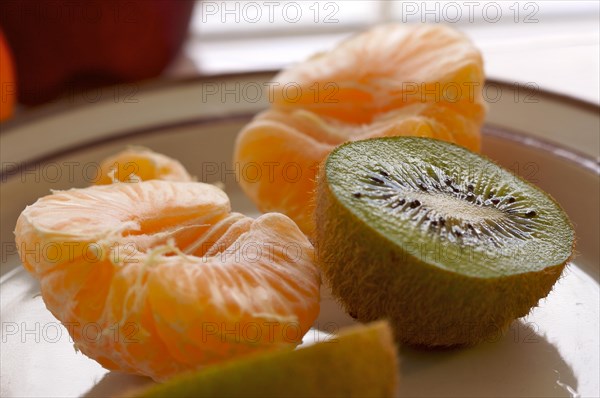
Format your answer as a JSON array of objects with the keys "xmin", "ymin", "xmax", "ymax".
[
  {"xmin": 16, "ymin": 180, "xmax": 227, "ymax": 275},
  {"xmin": 15, "ymin": 180, "xmax": 320, "ymax": 381},
  {"xmin": 96, "ymin": 147, "xmax": 193, "ymax": 184},
  {"xmin": 273, "ymin": 24, "xmax": 486, "ymax": 125},
  {"xmin": 234, "ymin": 104, "xmax": 480, "ymax": 234},
  {"xmin": 234, "ymin": 113, "xmax": 330, "ymax": 234}
]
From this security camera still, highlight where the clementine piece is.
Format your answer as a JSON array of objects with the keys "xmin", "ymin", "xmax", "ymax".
[
  {"xmin": 234, "ymin": 24, "xmax": 486, "ymax": 235},
  {"xmin": 15, "ymin": 180, "xmax": 320, "ymax": 381},
  {"xmin": 96, "ymin": 147, "xmax": 193, "ymax": 184}
]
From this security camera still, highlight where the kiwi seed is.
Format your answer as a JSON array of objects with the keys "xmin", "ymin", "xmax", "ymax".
[{"xmin": 525, "ymin": 210, "xmax": 537, "ymax": 218}]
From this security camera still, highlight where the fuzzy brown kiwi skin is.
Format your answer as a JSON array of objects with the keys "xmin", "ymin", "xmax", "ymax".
[{"xmin": 314, "ymin": 162, "xmax": 572, "ymax": 347}]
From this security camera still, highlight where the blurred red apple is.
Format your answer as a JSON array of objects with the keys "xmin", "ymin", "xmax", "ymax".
[{"xmin": 0, "ymin": 0, "xmax": 195, "ymax": 105}]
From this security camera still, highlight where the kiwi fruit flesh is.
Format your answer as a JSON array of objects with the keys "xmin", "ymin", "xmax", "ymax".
[
  {"xmin": 124, "ymin": 321, "xmax": 398, "ymax": 398},
  {"xmin": 315, "ymin": 137, "xmax": 574, "ymax": 347}
]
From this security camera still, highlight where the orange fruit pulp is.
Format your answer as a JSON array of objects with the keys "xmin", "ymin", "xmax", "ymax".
[{"xmin": 15, "ymin": 149, "xmax": 320, "ymax": 381}]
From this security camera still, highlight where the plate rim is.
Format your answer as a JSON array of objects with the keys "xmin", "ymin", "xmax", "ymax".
[
  {"xmin": 1, "ymin": 72, "xmax": 598, "ymax": 132},
  {"xmin": 1, "ymin": 119, "xmax": 598, "ymax": 185},
  {"xmin": 1, "ymin": 77, "xmax": 598, "ymax": 397}
]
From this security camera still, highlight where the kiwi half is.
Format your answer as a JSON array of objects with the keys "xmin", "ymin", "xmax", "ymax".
[{"xmin": 315, "ymin": 137, "xmax": 574, "ymax": 346}]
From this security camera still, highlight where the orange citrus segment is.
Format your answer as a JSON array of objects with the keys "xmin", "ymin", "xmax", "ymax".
[
  {"xmin": 234, "ymin": 24, "xmax": 486, "ymax": 235},
  {"xmin": 96, "ymin": 147, "xmax": 193, "ymax": 184},
  {"xmin": 234, "ymin": 116, "xmax": 329, "ymax": 233},
  {"xmin": 273, "ymin": 24, "xmax": 485, "ymax": 125},
  {"xmin": 15, "ymin": 180, "xmax": 320, "ymax": 381}
]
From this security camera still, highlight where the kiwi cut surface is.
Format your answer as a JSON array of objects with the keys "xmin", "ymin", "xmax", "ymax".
[
  {"xmin": 315, "ymin": 137, "xmax": 574, "ymax": 346},
  {"xmin": 125, "ymin": 321, "xmax": 398, "ymax": 398}
]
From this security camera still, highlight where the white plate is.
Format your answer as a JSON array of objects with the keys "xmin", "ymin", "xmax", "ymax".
[{"xmin": 1, "ymin": 73, "xmax": 598, "ymax": 398}]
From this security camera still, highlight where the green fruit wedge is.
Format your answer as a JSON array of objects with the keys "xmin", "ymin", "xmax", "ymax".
[
  {"xmin": 125, "ymin": 321, "xmax": 398, "ymax": 398},
  {"xmin": 315, "ymin": 137, "xmax": 575, "ymax": 346}
]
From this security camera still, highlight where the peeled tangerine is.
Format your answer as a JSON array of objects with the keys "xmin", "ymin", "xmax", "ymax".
[
  {"xmin": 234, "ymin": 24, "xmax": 486, "ymax": 235},
  {"xmin": 14, "ymin": 149, "xmax": 320, "ymax": 381}
]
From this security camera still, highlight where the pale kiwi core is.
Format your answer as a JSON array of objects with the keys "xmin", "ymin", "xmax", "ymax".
[{"xmin": 408, "ymin": 192, "xmax": 505, "ymax": 223}]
